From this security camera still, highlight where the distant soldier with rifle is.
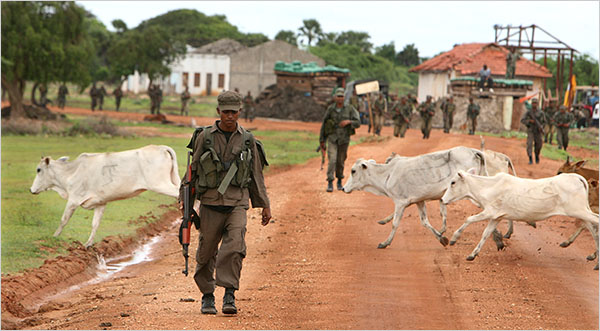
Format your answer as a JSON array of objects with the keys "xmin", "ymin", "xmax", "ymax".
[
  {"xmin": 98, "ymin": 85, "xmax": 107, "ymax": 110},
  {"xmin": 466, "ymin": 96, "xmax": 480, "ymax": 135},
  {"xmin": 441, "ymin": 96, "xmax": 456, "ymax": 133},
  {"xmin": 113, "ymin": 86, "xmax": 123, "ymax": 111},
  {"xmin": 319, "ymin": 87, "xmax": 361, "ymax": 192},
  {"xmin": 181, "ymin": 85, "xmax": 191, "ymax": 116},
  {"xmin": 242, "ymin": 91, "xmax": 255, "ymax": 122},
  {"xmin": 90, "ymin": 82, "xmax": 99, "ymax": 111},
  {"xmin": 418, "ymin": 95, "xmax": 435, "ymax": 139},
  {"xmin": 178, "ymin": 90, "xmax": 271, "ymax": 315},
  {"xmin": 148, "ymin": 84, "xmax": 157, "ymax": 114},
  {"xmin": 391, "ymin": 94, "xmax": 411, "ymax": 138},
  {"xmin": 372, "ymin": 92, "xmax": 386, "ymax": 136},
  {"xmin": 57, "ymin": 84, "xmax": 68, "ymax": 109},
  {"xmin": 520, "ymin": 98, "xmax": 546, "ymax": 164},
  {"xmin": 554, "ymin": 105, "xmax": 574, "ymax": 151},
  {"xmin": 543, "ymin": 99, "xmax": 558, "ymax": 144}
]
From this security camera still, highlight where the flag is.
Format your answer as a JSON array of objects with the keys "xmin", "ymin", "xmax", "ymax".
[{"xmin": 563, "ymin": 74, "xmax": 577, "ymax": 108}]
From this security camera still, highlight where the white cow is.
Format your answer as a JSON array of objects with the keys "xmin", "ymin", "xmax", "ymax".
[
  {"xmin": 342, "ymin": 146, "xmax": 494, "ymax": 249},
  {"xmin": 30, "ymin": 145, "xmax": 181, "ymax": 247},
  {"xmin": 441, "ymin": 170, "xmax": 599, "ymax": 269}
]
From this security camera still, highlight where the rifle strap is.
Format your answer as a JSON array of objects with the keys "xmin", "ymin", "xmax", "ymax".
[{"xmin": 217, "ymin": 162, "xmax": 238, "ymax": 195}]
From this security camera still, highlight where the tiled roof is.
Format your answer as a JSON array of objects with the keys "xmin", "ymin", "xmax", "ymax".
[{"xmin": 410, "ymin": 43, "xmax": 552, "ymax": 78}]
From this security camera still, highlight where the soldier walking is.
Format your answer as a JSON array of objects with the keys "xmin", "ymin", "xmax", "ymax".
[
  {"xmin": 418, "ymin": 95, "xmax": 435, "ymax": 139},
  {"xmin": 57, "ymin": 84, "xmax": 68, "ymax": 109},
  {"xmin": 98, "ymin": 85, "xmax": 107, "ymax": 110},
  {"xmin": 543, "ymin": 99, "xmax": 558, "ymax": 144},
  {"xmin": 243, "ymin": 91, "xmax": 255, "ymax": 122},
  {"xmin": 520, "ymin": 98, "xmax": 546, "ymax": 164},
  {"xmin": 90, "ymin": 82, "xmax": 99, "ymax": 111},
  {"xmin": 319, "ymin": 88, "xmax": 361, "ymax": 192},
  {"xmin": 180, "ymin": 85, "xmax": 191, "ymax": 116},
  {"xmin": 156, "ymin": 85, "xmax": 163, "ymax": 114},
  {"xmin": 554, "ymin": 105, "xmax": 574, "ymax": 151},
  {"xmin": 180, "ymin": 90, "xmax": 272, "ymax": 315},
  {"xmin": 392, "ymin": 95, "xmax": 412, "ymax": 138},
  {"xmin": 505, "ymin": 47, "xmax": 520, "ymax": 79},
  {"xmin": 148, "ymin": 84, "xmax": 157, "ymax": 114},
  {"xmin": 441, "ymin": 96, "xmax": 456, "ymax": 133},
  {"xmin": 466, "ymin": 96, "xmax": 480, "ymax": 135},
  {"xmin": 372, "ymin": 92, "xmax": 386, "ymax": 135},
  {"xmin": 113, "ymin": 86, "xmax": 123, "ymax": 111}
]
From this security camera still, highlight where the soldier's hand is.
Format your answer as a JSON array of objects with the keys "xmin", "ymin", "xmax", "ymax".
[
  {"xmin": 261, "ymin": 207, "xmax": 272, "ymax": 226},
  {"xmin": 339, "ymin": 120, "xmax": 351, "ymax": 127}
]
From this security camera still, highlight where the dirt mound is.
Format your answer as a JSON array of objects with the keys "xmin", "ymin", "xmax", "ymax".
[
  {"xmin": 0, "ymin": 206, "xmax": 179, "ymax": 327},
  {"xmin": 255, "ymin": 85, "xmax": 326, "ymax": 122}
]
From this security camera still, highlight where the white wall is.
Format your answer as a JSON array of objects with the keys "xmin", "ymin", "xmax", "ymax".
[{"xmin": 417, "ymin": 72, "xmax": 451, "ymax": 102}]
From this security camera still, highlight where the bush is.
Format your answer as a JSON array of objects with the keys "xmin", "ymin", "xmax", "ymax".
[
  {"xmin": 1, "ymin": 116, "xmax": 132, "ymax": 137},
  {"xmin": 64, "ymin": 116, "xmax": 132, "ymax": 137}
]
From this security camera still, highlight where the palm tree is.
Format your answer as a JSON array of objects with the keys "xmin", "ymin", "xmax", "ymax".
[{"xmin": 298, "ymin": 19, "xmax": 323, "ymax": 47}]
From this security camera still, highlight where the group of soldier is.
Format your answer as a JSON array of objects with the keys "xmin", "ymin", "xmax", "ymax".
[
  {"xmin": 147, "ymin": 84, "xmax": 163, "ymax": 114},
  {"xmin": 88, "ymin": 83, "xmax": 124, "ymax": 112}
]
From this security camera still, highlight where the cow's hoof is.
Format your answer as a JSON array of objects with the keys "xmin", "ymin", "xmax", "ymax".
[
  {"xmin": 466, "ymin": 255, "xmax": 476, "ymax": 261},
  {"xmin": 587, "ymin": 253, "xmax": 597, "ymax": 261},
  {"xmin": 377, "ymin": 220, "xmax": 387, "ymax": 225},
  {"xmin": 439, "ymin": 236, "xmax": 449, "ymax": 246},
  {"xmin": 449, "ymin": 240, "xmax": 457, "ymax": 246},
  {"xmin": 496, "ymin": 242, "xmax": 505, "ymax": 251},
  {"xmin": 377, "ymin": 243, "xmax": 388, "ymax": 249},
  {"xmin": 559, "ymin": 241, "xmax": 571, "ymax": 248},
  {"xmin": 594, "ymin": 264, "xmax": 599, "ymax": 271},
  {"xmin": 528, "ymin": 222, "xmax": 537, "ymax": 228}
]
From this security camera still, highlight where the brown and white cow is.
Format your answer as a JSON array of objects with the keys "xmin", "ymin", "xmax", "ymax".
[{"xmin": 30, "ymin": 145, "xmax": 180, "ymax": 247}]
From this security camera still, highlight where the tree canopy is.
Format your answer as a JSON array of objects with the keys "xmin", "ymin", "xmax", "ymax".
[
  {"xmin": 298, "ymin": 19, "xmax": 323, "ymax": 47},
  {"xmin": 275, "ymin": 30, "xmax": 298, "ymax": 46}
]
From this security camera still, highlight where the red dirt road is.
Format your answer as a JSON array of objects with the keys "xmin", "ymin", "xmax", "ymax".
[{"xmin": 2, "ymin": 106, "xmax": 599, "ymax": 330}]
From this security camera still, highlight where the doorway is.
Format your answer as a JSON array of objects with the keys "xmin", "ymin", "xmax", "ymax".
[{"xmin": 206, "ymin": 74, "xmax": 212, "ymax": 96}]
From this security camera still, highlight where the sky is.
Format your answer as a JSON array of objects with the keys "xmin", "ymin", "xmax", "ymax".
[{"xmin": 79, "ymin": 1, "xmax": 600, "ymax": 59}]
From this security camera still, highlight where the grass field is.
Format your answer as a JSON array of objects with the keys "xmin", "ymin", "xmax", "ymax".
[{"xmin": 1, "ymin": 126, "xmax": 319, "ymax": 275}]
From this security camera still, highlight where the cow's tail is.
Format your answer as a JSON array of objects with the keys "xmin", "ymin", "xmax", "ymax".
[
  {"xmin": 164, "ymin": 146, "xmax": 181, "ymax": 187},
  {"xmin": 473, "ymin": 149, "xmax": 489, "ymax": 176}
]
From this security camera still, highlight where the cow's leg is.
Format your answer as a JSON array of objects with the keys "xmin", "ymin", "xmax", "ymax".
[
  {"xmin": 504, "ymin": 220, "xmax": 514, "ymax": 239},
  {"xmin": 580, "ymin": 220, "xmax": 599, "ymax": 269},
  {"xmin": 377, "ymin": 213, "xmax": 394, "ymax": 225},
  {"xmin": 467, "ymin": 219, "xmax": 501, "ymax": 261},
  {"xmin": 84, "ymin": 205, "xmax": 106, "ymax": 248},
  {"xmin": 416, "ymin": 201, "xmax": 449, "ymax": 246},
  {"xmin": 377, "ymin": 203, "xmax": 407, "ymax": 249},
  {"xmin": 559, "ymin": 222, "xmax": 585, "ymax": 248},
  {"xmin": 54, "ymin": 201, "xmax": 79, "ymax": 237},
  {"xmin": 438, "ymin": 200, "xmax": 447, "ymax": 235},
  {"xmin": 449, "ymin": 211, "xmax": 491, "ymax": 245}
]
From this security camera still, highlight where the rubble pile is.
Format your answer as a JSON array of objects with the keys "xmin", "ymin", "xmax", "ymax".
[{"xmin": 254, "ymin": 85, "xmax": 326, "ymax": 122}]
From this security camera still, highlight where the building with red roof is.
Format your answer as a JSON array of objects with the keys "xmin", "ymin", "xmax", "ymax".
[{"xmin": 410, "ymin": 43, "xmax": 551, "ymax": 102}]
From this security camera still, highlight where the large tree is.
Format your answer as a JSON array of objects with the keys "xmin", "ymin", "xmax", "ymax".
[
  {"xmin": 396, "ymin": 43, "xmax": 420, "ymax": 67},
  {"xmin": 298, "ymin": 19, "xmax": 323, "ymax": 47},
  {"xmin": 375, "ymin": 42, "xmax": 396, "ymax": 63},
  {"xmin": 1, "ymin": 1, "xmax": 94, "ymax": 118},
  {"xmin": 335, "ymin": 31, "xmax": 372, "ymax": 53},
  {"xmin": 275, "ymin": 30, "xmax": 298, "ymax": 46}
]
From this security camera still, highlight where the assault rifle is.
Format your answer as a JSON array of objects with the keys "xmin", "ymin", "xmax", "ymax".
[
  {"xmin": 531, "ymin": 112, "xmax": 545, "ymax": 135},
  {"xmin": 316, "ymin": 145, "xmax": 326, "ymax": 170},
  {"xmin": 179, "ymin": 151, "xmax": 200, "ymax": 276}
]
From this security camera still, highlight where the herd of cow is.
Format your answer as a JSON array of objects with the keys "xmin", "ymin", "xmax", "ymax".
[{"xmin": 29, "ymin": 143, "xmax": 599, "ymax": 270}]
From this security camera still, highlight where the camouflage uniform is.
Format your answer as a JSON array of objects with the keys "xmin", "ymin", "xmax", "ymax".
[
  {"xmin": 418, "ymin": 97, "xmax": 435, "ymax": 139},
  {"xmin": 467, "ymin": 101, "xmax": 480, "ymax": 135},
  {"xmin": 319, "ymin": 89, "xmax": 361, "ymax": 187},
  {"xmin": 392, "ymin": 98, "xmax": 412, "ymax": 138},
  {"xmin": 90, "ymin": 84, "xmax": 99, "ymax": 111},
  {"xmin": 181, "ymin": 88, "xmax": 191, "ymax": 116},
  {"xmin": 543, "ymin": 101, "xmax": 558, "ymax": 144},
  {"xmin": 441, "ymin": 98, "xmax": 456, "ymax": 133},
  {"xmin": 57, "ymin": 84, "xmax": 68, "ymax": 109},
  {"xmin": 554, "ymin": 107, "xmax": 574, "ymax": 151},
  {"xmin": 243, "ymin": 93, "xmax": 255, "ymax": 122},
  {"xmin": 148, "ymin": 85, "xmax": 157, "ymax": 114},
  {"xmin": 98, "ymin": 86, "xmax": 107, "ymax": 110},
  {"xmin": 156, "ymin": 86, "xmax": 163, "ymax": 114},
  {"xmin": 372, "ymin": 94, "xmax": 386, "ymax": 135},
  {"xmin": 113, "ymin": 87, "xmax": 123, "ymax": 111},
  {"xmin": 520, "ymin": 100, "xmax": 546, "ymax": 164}
]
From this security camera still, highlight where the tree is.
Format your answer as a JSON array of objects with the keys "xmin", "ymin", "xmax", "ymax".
[
  {"xmin": 317, "ymin": 32, "xmax": 338, "ymax": 47},
  {"xmin": 275, "ymin": 30, "xmax": 298, "ymax": 46},
  {"xmin": 111, "ymin": 19, "xmax": 128, "ymax": 34},
  {"xmin": 298, "ymin": 19, "xmax": 323, "ymax": 47},
  {"xmin": 375, "ymin": 42, "xmax": 396, "ymax": 63},
  {"xmin": 396, "ymin": 43, "xmax": 420, "ymax": 67},
  {"xmin": 335, "ymin": 31, "xmax": 372, "ymax": 53},
  {"xmin": 1, "ymin": 1, "xmax": 94, "ymax": 118},
  {"xmin": 536, "ymin": 53, "xmax": 599, "ymax": 96}
]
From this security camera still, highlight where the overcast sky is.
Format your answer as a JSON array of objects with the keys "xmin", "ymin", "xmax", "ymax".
[{"xmin": 79, "ymin": 1, "xmax": 600, "ymax": 59}]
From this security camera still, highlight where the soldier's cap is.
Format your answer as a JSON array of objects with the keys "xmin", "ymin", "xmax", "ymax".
[
  {"xmin": 334, "ymin": 88, "xmax": 345, "ymax": 97},
  {"xmin": 217, "ymin": 90, "xmax": 242, "ymax": 110}
]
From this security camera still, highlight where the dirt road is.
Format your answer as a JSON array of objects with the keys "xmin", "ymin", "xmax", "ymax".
[{"xmin": 2, "ymin": 106, "xmax": 599, "ymax": 330}]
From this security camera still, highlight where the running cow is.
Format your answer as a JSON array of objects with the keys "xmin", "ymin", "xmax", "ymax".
[
  {"xmin": 342, "ymin": 146, "xmax": 489, "ymax": 249},
  {"xmin": 30, "ymin": 145, "xmax": 181, "ymax": 247},
  {"xmin": 441, "ymin": 170, "xmax": 599, "ymax": 269}
]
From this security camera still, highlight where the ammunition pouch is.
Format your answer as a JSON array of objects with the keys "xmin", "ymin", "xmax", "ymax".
[{"xmin": 324, "ymin": 118, "xmax": 337, "ymax": 136}]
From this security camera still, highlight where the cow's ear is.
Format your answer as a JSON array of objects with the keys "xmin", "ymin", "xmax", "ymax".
[
  {"xmin": 457, "ymin": 172, "xmax": 463, "ymax": 178},
  {"xmin": 361, "ymin": 163, "xmax": 368, "ymax": 169},
  {"xmin": 574, "ymin": 160, "xmax": 587, "ymax": 168},
  {"xmin": 44, "ymin": 157, "xmax": 50, "ymax": 165}
]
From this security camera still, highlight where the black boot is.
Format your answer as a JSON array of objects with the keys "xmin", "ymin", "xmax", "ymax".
[
  {"xmin": 528, "ymin": 156, "xmax": 533, "ymax": 164},
  {"xmin": 535, "ymin": 155, "xmax": 540, "ymax": 164},
  {"xmin": 336, "ymin": 178, "xmax": 343, "ymax": 191},
  {"xmin": 222, "ymin": 288, "xmax": 237, "ymax": 314},
  {"xmin": 327, "ymin": 180, "xmax": 333, "ymax": 192},
  {"xmin": 201, "ymin": 293, "xmax": 217, "ymax": 314}
]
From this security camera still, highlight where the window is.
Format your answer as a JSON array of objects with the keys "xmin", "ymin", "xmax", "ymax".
[
  {"xmin": 194, "ymin": 73, "xmax": 200, "ymax": 87},
  {"xmin": 218, "ymin": 74, "xmax": 225, "ymax": 88},
  {"xmin": 182, "ymin": 72, "xmax": 189, "ymax": 87}
]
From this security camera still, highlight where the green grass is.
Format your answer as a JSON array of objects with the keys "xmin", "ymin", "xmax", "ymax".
[{"xmin": 1, "ymin": 128, "xmax": 320, "ymax": 274}]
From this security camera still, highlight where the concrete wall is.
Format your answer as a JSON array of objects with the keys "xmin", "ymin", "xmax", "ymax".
[
  {"xmin": 229, "ymin": 40, "xmax": 325, "ymax": 96},
  {"xmin": 416, "ymin": 71, "xmax": 452, "ymax": 102},
  {"xmin": 169, "ymin": 53, "xmax": 230, "ymax": 96}
]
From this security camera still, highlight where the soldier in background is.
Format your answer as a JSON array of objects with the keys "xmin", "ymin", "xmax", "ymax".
[
  {"xmin": 98, "ymin": 85, "xmax": 107, "ymax": 110},
  {"xmin": 57, "ymin": 84, "xmax": 68, "ymax": 109},
  {"xmin": 243, "ymin": 91, "xmax": 255, "ymax": 122},
  {"xmin": 505, "ymin": 47, "xmax": 520, "ymax": 79},
  {"xmin": 417, "ymin": 95, "xmax": 435, "ymax": 139},
  {"xmin": 180, "ymin": 85, "xmax": 191, "ymax": 116},
  {"xmin": 392, "ymin": 95, "xmax": 412, "ymax": 138},
  {"xmin": 148, "ymin": 84, "xmax": 157, "ymax": 114},
  {"xmin": 466, "ymin": 96, "xmax": 480, "ymax": 135},
  {"xmin": 113, "ymin": 86, "xmax": 123, "ymax": 111},
  {"xmin": 90, "ymin": 82, "xmax": 99, "ymax": 111},
  {"xmin": 372, "ymin": 92, "xmax": 386, "ymax": 135},
  {"xmin": 39, "ymin": 84, "xmax": 51, "ymax": 108},
  {"xmin": 156, "ymin": 85, "xmax": 163, "ymax": 114},
  {"xmin": 554, "ymin": 105, "xmax": 574, "ymax": 151},
  {"xmin": 319, "ymin": 88, "xmax": 361, "ymax": 192},
  {"xmin": 543, "ymin": 99, "xmax": 558, "ymax": 144},
  {"xmin": 441, "ymin": 96, "xmax": 456, "ymax": 133},
  {"xmin": 520, "ymin": 98, "xmax": 546, "ymax": 164}
]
